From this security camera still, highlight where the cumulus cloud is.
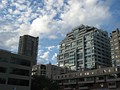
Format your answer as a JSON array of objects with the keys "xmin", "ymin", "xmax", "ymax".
[
  {"xmin": 37, "ymin": 58, "xmax": 47, "ymax": 64},
  {"xmin": 27, "ymin": 0, "xmax": 111, "ymax": 38},
  {"xmin": 0, "ymin": 0, "xmax": 112, "ymax": 64},
  {"xmin": 52, "ymin": 53, "xmax": 57, "ymax": 60},
  {"xmin": 48, "ymin": 35, "xmax": 58, "ymax": 39},
  {"xmin": 39, "ymin": 51, "xmax": 49, "ymax": 60},
  {"xmin": 46, "ymin": 46, "xmax": 56, "ymax": 50}
]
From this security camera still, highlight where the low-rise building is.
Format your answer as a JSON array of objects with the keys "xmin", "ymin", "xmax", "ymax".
[
  {"xmin": 32, "ymin": 63, "xmax": 61, "ymax": 79},
  {"xmin": 53, "ymin": 66, "xmax": 120, "ymax": 90},
  {"xmin": 0, "ymin": 49, "xmax": 32, "ymax": 90}
]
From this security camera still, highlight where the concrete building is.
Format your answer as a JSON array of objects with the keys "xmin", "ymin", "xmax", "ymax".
[
  {"xmin": 110, "ymin": 29, "xmax": 120, "ymax": 67},
  {"xmin": 57, "ymin": 25, "xmax": 111, "ymax": 71},
  {"xmin": 0, "ymin": 49, "xmax": 32, "ymax": 90},
  {"xmin": 18, "ymin": 35, "xmax": 39, "ymax": 65},
  {"xmin": 32, "ymin": 63, "xmax": 61, "ymax": 79},
  {"xmin": 53, "ymin": 66, "xmax": 120, "ymax": 90}
]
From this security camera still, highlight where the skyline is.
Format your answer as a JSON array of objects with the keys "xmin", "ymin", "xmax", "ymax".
[{"xmin": 0, "ymin": 0, "xmax": 120, "ymax": 65}]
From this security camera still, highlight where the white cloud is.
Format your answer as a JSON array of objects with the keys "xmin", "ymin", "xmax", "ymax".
[
  {"xmin": 0, "ymin": 0, "xmax": 112, "ymax": 54},
  {"xmin": 37, "ymin": 58, "xmax": 47, "ymax": 64},
  {"xmin": 46, "ymin": 46, "xmax": 56, "ymax": 50},
  {"xmin": 57, "ymin": 45, "xmax": 60, "ymax": 49},
  {"xmin": 48, "ymin": 35, "xmax": 58, "ymax": 39},
  {"xmin": 52, "ymin": 53, "xmax": 57, "ymax": 60},
  {"xmin": 30, "ymin": 16, "xmax": 52, "ymax": 36},
  {"xmin": 40, "ymin": 51, "xmax": 49, "ymax": 60},
  {"xmin": 27, "ymin": 0, "xmax": 111, "ymax": 38}
]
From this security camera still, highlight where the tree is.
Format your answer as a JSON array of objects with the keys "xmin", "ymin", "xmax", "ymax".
[{"xmin": 31, "ymin": 75, "xmax": 59, "ymax": 90}]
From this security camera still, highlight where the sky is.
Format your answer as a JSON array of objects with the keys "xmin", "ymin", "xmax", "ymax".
[{"xmin": 0, "ymin": 0, "xmax": 120, "ymax": 65}]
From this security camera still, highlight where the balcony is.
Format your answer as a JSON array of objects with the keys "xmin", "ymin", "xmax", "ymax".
[
  {"xmin": 58, "ymin": 83, "xmax": 62, "ymax": 85},
  {"xmin": 96, "ymin": 76, "xmax": 105, "ymax": 82},
  {"xmin": 106, "ymin": 75, "xmax": 116, "ymax": 82},
  {"xmin": 78, "ymin": 78, "xmax": 86, "ymax": 84},
  {"xmin": 108, "ymin": 82, "xmax": 116, "ymax": 89},
  {"xmin": 79, "ymin": 86, "xmax": 89, "ymax": 90},
  {"xmin": 63, "ymin": 80, "xmax": 76, "ymax": 85},
  {"xmin": 85, "ymin": 77, "xmax": 95, "ymax": 83}
]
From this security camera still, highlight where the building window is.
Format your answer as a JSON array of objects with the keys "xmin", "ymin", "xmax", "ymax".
[
  {"xmin": 8, "ymin": 78, "xmax": 29, "ymax": 86},
  {"xmin": 114, "ymin": 39, "xmax": 117, "ymax": 41},
  {"xmin": 69, "ymin": 59, "xmax": 74, "ymax": 65},
  {"xmin": 77, "ymin": 53, "xmax": 83, "ymax": 59},
  {"xmin": 70, "ymin": 66, "xmax": 76, "ymax": 70},
  {"xmin": 115, "ymin": 68, "xmax": 118, "ymax": 71},
  {"xmin": 9, "ymin": 68, "xmax": 30, "ymax": 76},
  {"xmin": 61, "ymin": 44, "xmax": 65, "ymax": 48},
  {"xmin": 0, "ymin": 67, "xmax": 7, "ymax": 73},
  {"xmin": 80, "ymin": 73, "xmax": 82, "ymax": 76},
  {"xmin": 108, "ymin": 69, "xmax": 111, "ymax": 72},
  {"xmin": 86, "ymin": 77, "xmax": 94, "ymax": 81},
  {"xmin": 79, "ymin": 78, "xmax": 84, "ymax": 81},
  {"xmin": 103, "ymin": 70, "xmax": 106, "ymax": 73},
  {"xmin": 59, "ymin": 61, "xmax": 63, "ymax": 67},
  {"xmin": 0, "ymin": 78, "xmax": 6, "ymax": 84},
  {"xmin": 85, "ymin": 41, "xmax": 92, "ymax": 47},
  {"xmin": 0, "ymin": 57, "xmax": 7, "ymax": 63},
  {"xmin": 10, "ymin": 57, "xmax": 31, "ymax": 66},
  {"xmin": 92, "ymin": 72, "xmax": 94, "ymax": 74},
  {"xmin": 112, "ymin": 56, "xmax": 114, "ymax": 59},
  {"xmin": 86, "ymin": 72, "xmax": 89, "ymax": 75},
  {"xmin": 85, "ymin": 34, "xmax": 92, "ymax": 41},
  {"xmin": 64, "ymin": 53, "xmax": 69, "ymax": 58},
  {"xmin": 65, "ymin": 43, "xmax": 71, "ymax": 49},
  {"xmin": 108, "ymin": 82, "xmax": 116, "ymax": 86},
  {"xmin": 72, "ymin": 41, "xmax": 76, "ymax": 47},
  {"xmin": 77, "ymin": 40, "xmax": 82, "ymax": 46},
  {"xmin": 115, "ymin": 47, "xmax": 118, "ymax": 49},
  {"xmin": 97, "ymin": 76, "xmax": 104, "ymax": 80},
  {"xmin": 64, "ymin": 60, "xmax": 69, "ymax": 66}
]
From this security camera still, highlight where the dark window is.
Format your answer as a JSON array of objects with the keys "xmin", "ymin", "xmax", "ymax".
[
  {"xmin": 86, "ymin": 77, "xmax": 94, "ymax": 81},
  {"xmin": 9, "ymin": 68, "xmax": 29, "ymax": 76},
  {"xmin": 79, "ymin": 78, "xmax": 84, "ymax": 81},
  {"xmin": 0, "ymin": 67, "xmax": 6, "ymax": 73},
  {"xmin": 97, "ymin": 76, "xmax": 104, "ymax": 80},
  {"xmin": 109, "ymin": 82, "xmax": 116, "ymax": 86},
  {"xmin": 8, "ymin": 78, "xmax": 29, "ymax": 86},
  {"xmin": 10, "ymin": 57, "xmax": 31, "ymax": 66},
  {"xmin": 0, "ymin": 78, "xmax": 6, "ymax": 84},
  {"xmin": 0, "ymin": 57, "xmax": 7, "ymax": 63}
]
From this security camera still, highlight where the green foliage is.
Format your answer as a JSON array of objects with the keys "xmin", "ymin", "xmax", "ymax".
[{"xmin": 31, "ymin": 75, "xmax": 59, "ymax": 90}]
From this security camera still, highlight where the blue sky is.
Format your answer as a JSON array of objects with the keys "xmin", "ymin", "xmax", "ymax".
[{"xmin": 0, "ymin": 0, "xmax": 120, "ymax": 65}]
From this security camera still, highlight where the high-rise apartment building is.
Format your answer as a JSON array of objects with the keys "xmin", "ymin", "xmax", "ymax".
[
  {"xmin": 18, "ymin": 35, "xmax": 39, "ymax": 65},
  {"xmin": 57, "ymin": 25, "xmax": 111, "ymax": 71},
  {"xmin": 110, "ymin": 29, "xmax": 120, "ymax": 67}
]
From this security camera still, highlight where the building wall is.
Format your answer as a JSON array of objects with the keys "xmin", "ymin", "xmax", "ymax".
[
  {"xmin": 57, "ymin": 25, "xmax": 111, "ymax": 71},
  {"xmin": 18, "ymin": 35, "xmax": 39, "ymax": 65},
  {"xmin": 32, "ymin": 63, "xmax": 61, "ymax": 79},
  {"xmin": 0, "ymin": 50, "xmax": 32, "ymax": 90},
  {"xmin": 110, "ymin": 29, "xmax": 120, "ymax": 67},
  {"xmin": 53, "ymin": 67, "xmax": 120, "ymax": 90}
]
